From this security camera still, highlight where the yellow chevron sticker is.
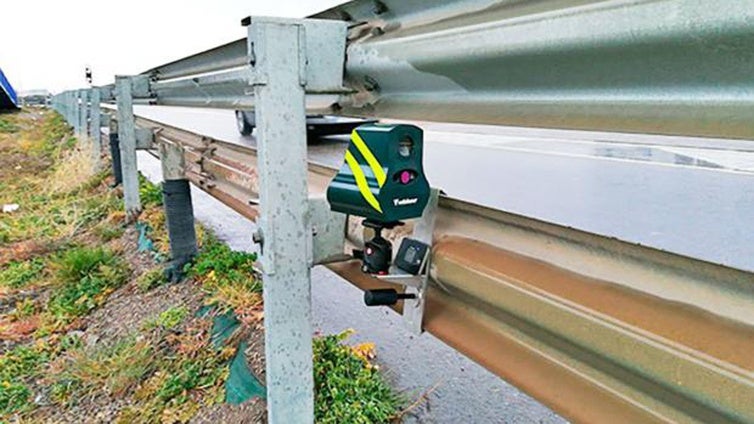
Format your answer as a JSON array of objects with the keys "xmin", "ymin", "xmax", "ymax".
[
  {"xmin": 345, "ymin": 150, "xmax": 383, "ymax": 213},
  {"xmin": 351, "ymin": 130, "xmax": 386, "ymax": 187}
]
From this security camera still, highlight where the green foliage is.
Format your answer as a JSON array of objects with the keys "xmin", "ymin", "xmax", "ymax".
[
  {"xmin": 0, "ymin": 345, "xmax": 48, "ymax": 383},
  {"xmin": 48, "ymin": 275, "xmax": 110, "ymax": 319},
  {"xmin": 156, "ymin": 361, "xmax": 202, "ymax": 403},
  {"xmin": 143, "ymin": 306, "xmax": 189, "ymax": 331},
  {"xmin": 188, "ymin": 235, "xmax": 257, "ymax": 278},
  {"xmin": 156, "ymin": 356, "xmax": 226, "ymax": 405},
  {"xmin": 136, "ymin": 268, "xmax": 168, "ymax": 293},
  {"xmin": 0, "ymin": 257, "xmax": 45, "ymax": 289},
  {"xmin": 48, "ymin": 247, "xmax": 128, "ymax": 321},
  {"xmin": 139, "ymin": 174, "xmax": 163, "ymax": 207},
  {"xmin": 0, "ymin": 345, "xmax": 48, "ymax": 415},
  {"xmin": 0, "ymin": 381, "xmax": 31, "ymax": 415},
  {"xmin": 40, "ymin": 113, "xmax": 70, "ymax": 150},
  {"xmin": 186, "ymin": 235, "xmax": 261, "ymax": 314},
  {"xmin": 314, "ymin": 331, "xmax": 403, "ymax": 424},
  {"xmin": 0, "ymin": 116, "xmax": 19, "ymax": 133},
  {"xmin": 187, "ymin": 235, "xmax": 259, "ymax": 292},
  {"xmin": 52, "ymin": 246, "xmax": 117, "ymax": 283},
  {"xmin": 60, "ymin": 333, "xmax": 84, "ymax": 351},
  {"xmin": 10, "ymin": 298, "xmax": 37, "ymax": 320}
]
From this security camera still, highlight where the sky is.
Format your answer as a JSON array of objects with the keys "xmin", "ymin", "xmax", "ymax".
[{"xmin": 0, "ymin": 0, "xmax": 345, "ymax": 93}]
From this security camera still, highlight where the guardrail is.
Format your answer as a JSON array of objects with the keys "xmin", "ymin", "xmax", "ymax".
[{"xmin": 48, "ymin": 2, "xmax": 754, "ymax": 423}]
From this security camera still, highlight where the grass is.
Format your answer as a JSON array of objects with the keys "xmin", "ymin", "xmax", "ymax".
[
  {"xmin": 51, "ymin": 337, "xmax": 155, "ymax": 399},
  {"xmin": 52, "ymin": 246, "xmax": 119, "ymax": 283},
  {"xmin": 314, "ymin": 330, "xmax": 403, "ymax": 423},
  {"xmin": 143, "ymin": 305, "xmax": 189, "ymax": 330},
  {"xmin": 93, "ymin": 223, "xmax": 125, "ymax": 242},
  {"xmin": 9, "ymin": 298, "xmax": 37, "ymax": 320},
  {"xmin": 0, "ymin": 113, "xmax": 120, "ymax": 245},
  {"xmin": 139, "ymin": 174, "xmax": 163, "ymax": 207},
  {"xmin": 0, "ymin": 114, "xmax": 19, "ymax": 133},
  {"xmin": 187, "ymin": 234, "xmax": 262, "ymax": 323},
  {"xmin": 0, "ymin": 344, "xmax": 49, "ymax": 415},
  {"xmin": 136, "ymin": 268, "xmax": 168, "ymax": 292},
  {"xmin": 0, "ymin": 258, "xmax": 45, "ymax": 289},
  {"xmin": 116, "ymin": 316, "xmax": 234, "ymax": 423},
  {"xmin": 46, "ymin": 247, "xmax": 128, "ymax": 324}
]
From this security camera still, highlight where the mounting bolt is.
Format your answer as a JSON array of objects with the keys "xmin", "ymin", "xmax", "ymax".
[
  {"xmin": 252, "ymin": 229, "xmax": 264, "ymax": 245},
  {"xmin": 364, "ymin": 75, "xmax": 380, "ymax": 92},
  {"xmin": 364, "ymin": 289, "xmax": 416, "ymax": 307}
]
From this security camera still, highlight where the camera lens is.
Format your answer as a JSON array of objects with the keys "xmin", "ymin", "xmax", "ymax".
[{"xmin": 399, "ymin": 136, "xmax": 413, "ymax": 157}]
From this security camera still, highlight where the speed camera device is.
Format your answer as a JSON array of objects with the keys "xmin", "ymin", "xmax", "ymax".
[{"xmin": 327, "ymin": 124, "xmax": 431, "ymax": 275}]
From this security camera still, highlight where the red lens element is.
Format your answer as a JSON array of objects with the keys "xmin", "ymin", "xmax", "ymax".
[{"xmin": 400, "ymin": 171, "xmax": 411, "ymax": 184}]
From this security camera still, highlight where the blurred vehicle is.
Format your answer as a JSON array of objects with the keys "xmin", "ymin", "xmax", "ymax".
[{"xmin": 235, "ymin": 110, "xmax": 376, "ymax": 140}]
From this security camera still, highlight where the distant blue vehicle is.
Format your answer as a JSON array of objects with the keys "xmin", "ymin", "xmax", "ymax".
[{"xmin": 0, "ymin": 68, "xmax": 18, "ymax": 110}]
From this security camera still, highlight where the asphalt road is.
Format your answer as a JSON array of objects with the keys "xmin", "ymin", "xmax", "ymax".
[{"xmin": 132, "ymin": 105, "xmax": 754, "ymax": 423}]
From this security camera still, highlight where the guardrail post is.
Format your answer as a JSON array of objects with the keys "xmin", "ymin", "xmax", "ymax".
[
  {"xmin": 115, "ymin": 76, "xmax": 142, "ymax": 221},
  {"xmin": 84, "ymin": 89, "xmax": 91, "ymax": 139},
  {"xmin": 158, "ymin": 141, "xmax": 197, "ymax": 280},
  {"xmin": 81, "ymin": 89, "xmax": 88, "ymax": 138},
  {"xmin": 89, "ymin": 88, "xmax": 102, "ymax": 169},
  {"xmin": 108, "ymin": 117, "xmax": 123, "ymax": 186},
  {"xmin": 82, "ymin": 89, "xmax": 88, "ymax": 138},
  {"xmin": 62, "ymin": 92, "xmax": 68, "ymax": 124},
  {"xmin": 71, "ymin": 91, "xmax": 77, "ymax": 129},
  {"xmin": 71, "ymin": 91, "xmax": 78, "ymax": 129},
  {"xmin": 248, "ymin": 18, "xmax": 313, "ymax": 423},
  {"xmin": 73, "ymin": 90, "xmax": 81, "ymax": 136},
  {"xmin": 62, "ymin": 92, "xmax": 68, "ymax": 123}
]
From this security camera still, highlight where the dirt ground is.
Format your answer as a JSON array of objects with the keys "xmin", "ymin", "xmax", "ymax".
[{"xmin": 0, "ymin": 109, "xmax": 268, "ymax": 423}]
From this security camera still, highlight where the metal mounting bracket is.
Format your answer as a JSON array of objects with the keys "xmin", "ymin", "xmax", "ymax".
[
  {"xmin": 309, "ymin": 196, "xmax": 348, "ymax": 266},
  {"xmin": 376, "ymin": 188, "xmax": 440, "ymax": 335},
  {"xmin": 135, "ymin": 127, "xmax": 155, "ymax": 150}
]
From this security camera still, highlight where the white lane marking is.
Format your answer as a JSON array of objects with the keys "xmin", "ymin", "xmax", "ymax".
[{"xmin": 661, "ymin": 147, "xmax": 754, "ymax": 172}]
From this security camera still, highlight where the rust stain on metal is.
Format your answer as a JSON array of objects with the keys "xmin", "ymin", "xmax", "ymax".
[
  {"xmin": 326, "ymin": 260, "xmax": 667, "ymax": 424},
  {"xmin": 433, "ymin": 236, "xmax": 754, "ymax": 373}
]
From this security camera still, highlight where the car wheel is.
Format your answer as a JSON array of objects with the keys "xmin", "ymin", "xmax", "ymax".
[{"xmin": 236, "ymin": 111, "xmax": 253, "ymax": 136}]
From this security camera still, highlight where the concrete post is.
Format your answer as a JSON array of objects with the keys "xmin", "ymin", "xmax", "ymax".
[
  {"xmin": 115, "ymin": 76, "xmax": 141, "ymax": 222},
  {"xmin": 159, "ymin": 141, "xmax": 197, "ymax": 281},
  {"xmin": 249, "ymin": 19, "xmax": 313, "ymax": 423}
]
